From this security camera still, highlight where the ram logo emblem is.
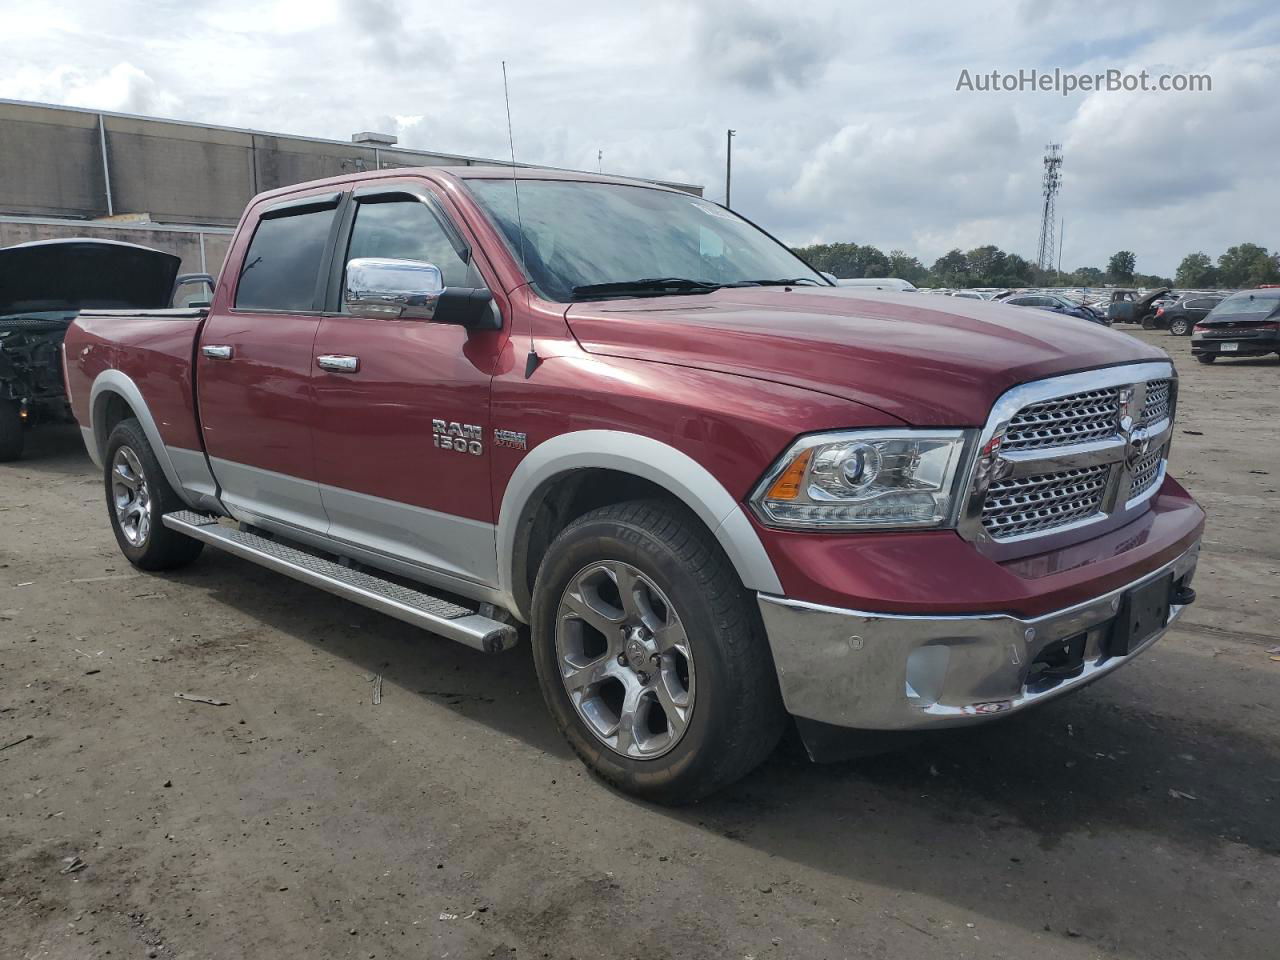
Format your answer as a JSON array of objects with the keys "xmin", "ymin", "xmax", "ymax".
[{"xmin": 432, "ymin": 420, "xmax": 483, "ymax": 456}]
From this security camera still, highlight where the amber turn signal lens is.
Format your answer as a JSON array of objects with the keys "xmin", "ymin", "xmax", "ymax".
[{"xmin": 764, "ymin": 448, "xmax": 813, "ymax": 501}]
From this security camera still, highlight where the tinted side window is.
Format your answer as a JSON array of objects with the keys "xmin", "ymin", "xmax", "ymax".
[
  {"xmin": 235, "ymin": 207, "xmax": 336, "ymax": 311},
  {"xmin": 345, "ymin": 199, "xmax": 470, "ymax": 291}
]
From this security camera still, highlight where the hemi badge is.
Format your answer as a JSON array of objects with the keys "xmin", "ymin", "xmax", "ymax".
[{"xmin": 494, "ymin": 429, "xmax": 527, "ymax": 450}]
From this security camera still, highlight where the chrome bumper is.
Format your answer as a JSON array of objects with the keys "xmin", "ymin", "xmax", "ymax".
[{"xmin": 758, "ymin": 540, "xmax": 1200, "ymax": 731}]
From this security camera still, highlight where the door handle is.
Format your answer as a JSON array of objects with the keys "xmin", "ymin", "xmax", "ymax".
[
  {"xmin": 201, "ymin": 344, "xmax": 233, "ymax": 360},
  {"xmin": 316, "ymin": 354, "xmax": 360, "ymax": 373}
]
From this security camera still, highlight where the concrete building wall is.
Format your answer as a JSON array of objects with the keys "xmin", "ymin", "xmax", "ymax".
[{"xmin": 0, "ymin": 99, "xmax": 702, "ymax": 230}]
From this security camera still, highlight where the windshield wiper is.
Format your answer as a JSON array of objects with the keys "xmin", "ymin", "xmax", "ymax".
[
  {"xmin": 570, "ymin": 278, "xmax": 722, "ymax": 299},
  {"xmin": 726, "ymin": 277, "xmax": 825, "ymax": 287}
]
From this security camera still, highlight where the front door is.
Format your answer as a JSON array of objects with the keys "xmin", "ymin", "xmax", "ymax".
[
  {"xmin": 197, "ymin": 192, "xmax": 342, "ymax": 534},
  {"xmin": 309, "ymin": 185, "xmax": 507, "ymax": 587}
]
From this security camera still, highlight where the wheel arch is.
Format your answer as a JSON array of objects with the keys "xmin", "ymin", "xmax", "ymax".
[
  {"xmin": 496, "ymin": 430, "xmax": 782, "ymax": 621},
  {"xmin": 89, "ymin": 370, "xmax": 193, "ymax": 507}
]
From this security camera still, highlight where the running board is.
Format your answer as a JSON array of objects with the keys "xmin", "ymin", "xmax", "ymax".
[{"xmin": 162, "ymin": 511, "xmax": 518, "ymax": 654}]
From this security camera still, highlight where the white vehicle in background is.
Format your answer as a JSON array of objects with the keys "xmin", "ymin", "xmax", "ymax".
[
  {"xmin": 950, "ymin": 290, "xmax": 986, "ymax": 300},
  {"xmin": 835, "ymin": 277, "xmax": 918, "ymax": 292}
]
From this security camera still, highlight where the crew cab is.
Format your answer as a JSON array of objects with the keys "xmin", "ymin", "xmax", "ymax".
[{"xmin": 63, "ymin": 168, "xmax": 1205, "ymax": 803}]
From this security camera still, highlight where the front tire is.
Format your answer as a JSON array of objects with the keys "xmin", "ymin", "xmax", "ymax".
[
  {"xmin": 531, "ymin": 499, "xmax": 786, "ymax": 804},
  {"xmin": 1169, "ymin": 317, "xmax": 1191, "ymax": 336},
  {"xmin": 0, "ymin": 400, "xmax": 23, "ymax": 462},
  {"xmin": 1196, "ymin": 353, "xmax": 1216, "ymax": 364},
  {"xmin": 104, "ymin": 418, "xmax": 204, "ymax": 570}
]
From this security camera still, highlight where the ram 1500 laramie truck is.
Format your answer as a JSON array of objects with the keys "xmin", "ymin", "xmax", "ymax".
[{"xmin": 63, "ymin": 167, "xmax": 1205, "ymax": 803}]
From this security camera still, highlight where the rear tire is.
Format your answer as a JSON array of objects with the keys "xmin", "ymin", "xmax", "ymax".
[
  {"xmin": 530, "ymin": 499, "xmax": 786, "ymax": 804},
  {"xmin": 1196, "ymin": 353, "xmax": 1216, "ymax": 364},
  {"xmin": 104, "ymin": 418, "xmax": 204, "ymax": 571},
  {"xmin": 0, "ymin": 400, "xmax": 22, "ymax": 462},
  {"xmin": 1168, "ymin": 318, "xmax": 1191, "ymax": 336}
]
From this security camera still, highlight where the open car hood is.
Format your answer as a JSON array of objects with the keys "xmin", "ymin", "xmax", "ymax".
[
  {"xmin": 565, "ymin": 286, "xmax": 1167, "ymax": 426},
  {"xmin": 1136, "ymin": 287, "xmax": 1172, "ymax": 312},
  {"xmin": 0, "ymin": 238, "xmax": 181, "ymax": 317}
]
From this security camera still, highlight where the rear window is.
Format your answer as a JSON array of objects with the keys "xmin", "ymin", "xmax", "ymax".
[
  {"xmin": 235, "ymin": 206, "xmax": 336, "ymax": 311},
  {"xmin": 1210, "ymin": 291, "xmax": 1280, "ymax": 318}
]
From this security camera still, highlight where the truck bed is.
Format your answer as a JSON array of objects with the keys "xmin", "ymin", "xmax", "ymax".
[{"xmin": 64, "ymin": 308, "xmax": 208, "ymax": 456}]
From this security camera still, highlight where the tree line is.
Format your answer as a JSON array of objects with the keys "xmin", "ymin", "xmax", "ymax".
[{"xmin": 792, "ymin": 241, "xmax": 1280, "ymax": 290}]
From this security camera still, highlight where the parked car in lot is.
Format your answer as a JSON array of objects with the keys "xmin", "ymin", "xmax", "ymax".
[
  {"xmin": 1003, "ymin": 292, "xmax": 1110, "ymax": 325},
  {"xmin": 62, "ymin": 167, "xmax": 1204, "ymax": 802},
  {"xmin": 0, "ymin": 238, "xmax": 181, "ymax": 461},
  {"xmin": 835, "ymin": 277, "xmax": 917, "ymax": 292},
  {"xmin": 1156, "ymin": 295, "xmax": 1224, "ymax": 336},
  {"xmin": 1191, "ymin": 289, "xmax": 1280, "ymax": 363},
  {"xmin": 1107, "ymin": 288, "xmax": 1169, "ymax": 326}
]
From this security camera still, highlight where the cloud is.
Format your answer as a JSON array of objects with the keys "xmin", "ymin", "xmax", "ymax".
[
  {"xmin": 0, "ymin": 0, "xmax": 1276, "ymax": 275},
  {"xmin": 690, "ymin": 0, "xmax": 838, "ymax": 92},
  {"xmin": 3, "ymin": 62, "xmax": 182, "ymax": 116},
  {"xmin": 340, "ymin": 0, "xmax": 454, "ymax": 69}
]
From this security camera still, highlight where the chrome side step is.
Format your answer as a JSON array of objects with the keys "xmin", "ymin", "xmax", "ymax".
[{"xmin": 162, "ymin": 511, "xmax": 518, "ymax": 653}]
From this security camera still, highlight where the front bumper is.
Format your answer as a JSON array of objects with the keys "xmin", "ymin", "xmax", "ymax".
[{"xmin": 758, "ymin": 539, "xmax": 1200, "ymax": 731}]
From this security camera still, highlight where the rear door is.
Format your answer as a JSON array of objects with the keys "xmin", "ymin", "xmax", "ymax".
[
  {"xmin": 196, "ymin": 192, "xmax": 343, "ymax": 533},
  {"xmin": 1185, "ymin": 297, "xmax": 1219, "ymax": 320},
  {"xmin": 308, "ymin": 182, "xmax": 507, "ymax": 587}
]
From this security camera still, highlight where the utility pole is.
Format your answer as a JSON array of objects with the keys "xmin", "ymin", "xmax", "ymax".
[
  {"xmin": 597, "ymin": 149, "xmax": 602, "ymax": 173},
  {"xmin": 725, "ymin": 129, "xmax": 736, "ymax": 208}
]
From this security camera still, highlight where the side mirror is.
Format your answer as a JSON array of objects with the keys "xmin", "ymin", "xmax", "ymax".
[
  {"xmin": 345, "ymin": 258, "xmax": 501, "ymax": 330},
  {"xmin": 346, "ymin": 258, "xmax": 444, "ymax": 321}
]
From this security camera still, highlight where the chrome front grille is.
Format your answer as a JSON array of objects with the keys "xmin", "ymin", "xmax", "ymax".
[
  {"xmin": 962, "ymin": 363, "xmax": 1177, "ymax": 551},
  {"xmin": 1139, "ymin": 380, "xmax": 1170, "ymax": 426},
  {"xmin": 1002, "ymin": 387, "xmax": 1121, "ymax": 451},
  {"xmin": 982, "ymin": 465, "xmax": 1110, "ymax": 538},
  {"xmin": 1126, "ymin": 443, "xmax": 1165, "ymax": 500}
]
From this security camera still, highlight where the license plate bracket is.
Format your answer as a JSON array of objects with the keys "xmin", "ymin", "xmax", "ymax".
[{"xmin": 1109, "ymin": 573, "xmax": 1173, "ymax": 656}]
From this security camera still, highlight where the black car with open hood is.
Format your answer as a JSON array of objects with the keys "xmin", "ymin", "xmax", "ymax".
[{"xmin": 0, "ymin": 238, "xmax": 182, "ymax": 461}]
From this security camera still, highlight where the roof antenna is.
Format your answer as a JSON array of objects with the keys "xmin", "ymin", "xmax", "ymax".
[{"xmin": 502, "ymin": 60, "xmax": 540, "ymax": 379}]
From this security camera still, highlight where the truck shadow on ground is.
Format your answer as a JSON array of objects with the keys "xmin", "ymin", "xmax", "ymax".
[
  {"xmin": 17, "ymin": 428, "xmax": 1278, "ymax": 955},
  {"xmin": 178, "ymin": 546, "xmax": 1280, "ymax": 841}
]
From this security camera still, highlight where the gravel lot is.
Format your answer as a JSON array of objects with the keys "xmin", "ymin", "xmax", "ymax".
[{"xmin": 2, "ymin": 330, "xmax": 1277, "ymax": 960}]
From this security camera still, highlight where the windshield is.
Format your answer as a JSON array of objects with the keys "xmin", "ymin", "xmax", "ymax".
[
  {"xmin": 1209, "ymin": 291, "xmax": 1280, "ymax": 318},
  {"xmin": 465, "ymin": 179, "xmax": 825, "ymax": 301}
]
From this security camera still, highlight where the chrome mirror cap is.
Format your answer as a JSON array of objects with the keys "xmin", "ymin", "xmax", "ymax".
[{"xmin": 345, "ymin": 257, "xmax": 444, "ymax": 320}]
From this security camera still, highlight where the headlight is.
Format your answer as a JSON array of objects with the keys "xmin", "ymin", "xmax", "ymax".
[{"xmin": 750, "ymin": 430, "xmax": 972, "ymax": 530}]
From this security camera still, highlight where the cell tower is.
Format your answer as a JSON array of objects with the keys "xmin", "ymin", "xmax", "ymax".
[{"xmin": 1035, "ymin": 143, "xmax": 1063, "ymax": 275}]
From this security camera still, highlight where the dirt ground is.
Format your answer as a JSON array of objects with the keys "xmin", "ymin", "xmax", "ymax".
[{"xmin": 2, "ymin": 329, "xmax": 1277, "ymax": 960}]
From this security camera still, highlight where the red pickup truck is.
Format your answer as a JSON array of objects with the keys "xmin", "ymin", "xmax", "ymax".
[{"xmin": 63, "ymin": 167, "xmax": 1204, "ymax": 802}]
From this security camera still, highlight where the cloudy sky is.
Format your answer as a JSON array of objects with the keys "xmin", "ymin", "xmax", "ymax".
[{"xmin": 2, "ymin": 0, "xmax": 1278, "ymax": 275}]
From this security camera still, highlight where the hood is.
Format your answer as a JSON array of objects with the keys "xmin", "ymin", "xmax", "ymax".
[
  {"xmin": 1136, "ymin": 287, "xmax": 1172, "ymax": 312},
  {"xmin": 565, "ymin": 287, "xmax": 1167, "ymax": 426},
  {"xmin": 0, "ymin": 238, "xmax": 181, "ymax": 317}
]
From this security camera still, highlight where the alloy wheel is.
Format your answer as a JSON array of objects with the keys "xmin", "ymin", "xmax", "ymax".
[
  {"xmin": 111, "ymin": 445, "xmax": 152, "ymax": 547},
  {"xmin": 554, "ymin": 560, "xmax": 695, "ymax": 759}
]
